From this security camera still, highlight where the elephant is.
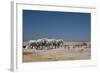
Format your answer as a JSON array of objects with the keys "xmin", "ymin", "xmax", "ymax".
[{"xmin": 27, "ymin": 38, "xmax": 64, "ymax": 50}]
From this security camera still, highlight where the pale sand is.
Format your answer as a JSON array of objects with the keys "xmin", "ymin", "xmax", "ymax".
[{"xmin": 23, "ymin": 47, "xmax": 91, "ymax": 63}]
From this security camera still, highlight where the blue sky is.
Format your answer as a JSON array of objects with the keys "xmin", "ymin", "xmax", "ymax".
[{"xmin": 23, "ymin": 10, "xmax": 91, "ymax": 42}]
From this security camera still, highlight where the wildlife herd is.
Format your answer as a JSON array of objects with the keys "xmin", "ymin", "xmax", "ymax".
[
  {"xmin": 23, "ymin": 38, "xmax": 91, "ymax": 62},
  {"xmin": 23, "ymin": 38, "xmax": 63, "ymax": 50},
  {"xmin": 23, "ymin": 38, "xmax": 90, "ymax": 51}
]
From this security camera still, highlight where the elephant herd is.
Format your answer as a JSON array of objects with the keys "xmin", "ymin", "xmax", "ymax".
[{"xmin": 23, "ymin": 38, "xmax": 63, "ymax": 50}]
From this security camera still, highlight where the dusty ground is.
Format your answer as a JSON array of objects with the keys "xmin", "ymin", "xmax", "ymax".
[{"xmin": 23, "ymin": 47, "xmax": 91, "ymax": 63}]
